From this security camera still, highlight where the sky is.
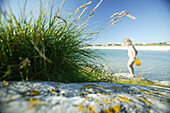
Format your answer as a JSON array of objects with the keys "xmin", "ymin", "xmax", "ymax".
[{"xmin": 1, "ymin": 0, "xmax": 170, "ymax": 44}]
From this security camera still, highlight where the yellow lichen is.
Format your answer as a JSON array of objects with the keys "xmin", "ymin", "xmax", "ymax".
[
  {"xmin": 129, "ymin": 99, "xmax": 134, "ymax": 103},
  {"xmin": 139, "ymin": 89, "xmax": 145, "ymax": 94},
  {"xmin": 111, "ymin": 98, "xmax": 115, "ymax": 102},
  {"xmin": 116, "ymin": 96, "xmax": 129, "ymax": 104},
  {"xmin": 153, "ymin": 97, "xmax": 157, "ymax": 100},
  {"xmin": 103, "ymin": 93, "xmax": 109, "ymax": 96},
  {"xmin": 100, "ymin": 97, "xmax": 107, "ymax": 100},
  {"xmin": 112, "ymin": 87, "xmax": 123, "ymax": 90},
  {"xmin": 97, "ymin": 99, "xmax": 100, "ymax": 106},
  {"xmin": 149, "ymin": 95, "xmax": 153, "ymax": 98},
  {"xmin": 26, "ymin": 98, "xmax": 40, "ymax": 105},
  {"xmin": 131, "ymin": 92, "xmax": 134, "ymax": 94},
  {"xmin": 152, "ymin": 89, "xmax": 161, "ymax": 92},
  {"xmin": 80, "ymin": 92, "xmax": 89, "ymax": 96},
  {"xmin": 163, "ymin": 100, "xmax": 168, "ymax": 104},
  {"xmin": 29, "ymin": 90, "xmax": 40, "ymax": 96},
  {"xmin": 84, "ymin": 85, "xmax": 92, "ymax": 89},
  {"xmin": 80, "ymin": 85, "xmax": 94, "ymax": 90},
  {"xmin": 104, "ymin": 108, "xmax": 112, "ymax": 113},
  {"xmin": 94, "ymin": 89, "xmax": 101, "ymax": 93},
  {"xmin": 103, "ymin": 87, "xmax": 110, "ymax": 89},
  {"xmin": 130, "ymin": 90, "xmax": 137, "ymax": 94},
  {"xmin": 140, "ymin": 98, "xmax": 152, "ymax": 107},
  {"xmin": 85, "ymin": 97, "xmax": 92, "ymax": 99},
  {"xmin": 21, "ymin": 92, "xmax": 26, "ymax": 97},
  {"xmin": 50, "ymin": 89, "xmax": 57, "ymax": 94},
  {"xmin": 111, "ymin": 105, "xmax": 121, "ymax": 113},
  {"xmin": 103, "ymin": 100, "xmax": 112, "ymax": 104},
  {"xmin": 28, "ymin": 105, "xmax": 34, "ymax": 110},
  {"xmin": 146, "ymin": 91, "xmax": 155, "ymax": 95},
  {"xmin": 86, "ymin": 105, "xmax": 95, "ymax": 113},
  {"xmin": 3, "ymin": 80, "xmax": 9, "ymax": 86},
  {"xmin": 108, "ymin": 91, "xmax": 113, "ymax": 94},
  {"xmin": 76, "ymin": 104, "xmax": 84, "ymax": 111},
  {"xmin": 79, "ymin": 92, "xmax": 83, "ymax": 96},
  {"xmin": 85, "ymin": 92, "xmax": 89, "ymax": 95}
]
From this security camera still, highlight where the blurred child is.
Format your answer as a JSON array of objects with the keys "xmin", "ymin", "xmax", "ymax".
[{"xmin": 124, "ymin": 38, "xmax": 138, "ymax": 78}]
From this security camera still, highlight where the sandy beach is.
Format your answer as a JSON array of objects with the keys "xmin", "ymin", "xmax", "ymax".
[{"xmin": 85, "ymin": 46, "xmax": 170, "ymax": 51}]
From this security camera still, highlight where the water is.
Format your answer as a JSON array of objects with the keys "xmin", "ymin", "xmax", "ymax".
[{"xmin": 96, "ymin": 49, "xmax": 170, "ymax": 81}]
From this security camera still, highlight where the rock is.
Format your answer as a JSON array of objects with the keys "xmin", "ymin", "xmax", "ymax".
[
  {"xmin": 0, "ymin": 81, "xmax": 170, "ymax": 113},
  {"xmin": 152, "ymin": 80, "xmax": 170, "ymax": 86},
  {"xmin": 111, "ymin": 73, "xmax": 146, "ymax": 80}
]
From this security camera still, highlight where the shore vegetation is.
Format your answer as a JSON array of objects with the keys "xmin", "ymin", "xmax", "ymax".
[{"xmin": 1, "ymin": 0, "xmax": 139, "ymax": 84}]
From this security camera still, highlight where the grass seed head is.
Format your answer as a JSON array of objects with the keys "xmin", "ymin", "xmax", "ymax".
[
  {"xmin": 77, "ymin": 7, "xmax": 88, "ymax": 22},
  {"xmin": 126, "ymin": 13, "xmax": 136, "ymax": 19},
  {"xmin": 119, "ymin": 10, "xmax": 126, "ymax": 15},
  {"xmin": 110, "ymin": 12, "xmax": 119, "ymax": 18},
  {"xmin": 91, "ymin": 0, "xmax": 103, "ymax": 13},
  {"xmin": 75, "ymin": 1, "xmax": 92, "ymax": 13}
]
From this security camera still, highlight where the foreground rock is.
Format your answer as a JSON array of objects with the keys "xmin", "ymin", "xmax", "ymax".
[{"xmin": 0, "ymin": 81, "xmax": 170, "ymax": 113}]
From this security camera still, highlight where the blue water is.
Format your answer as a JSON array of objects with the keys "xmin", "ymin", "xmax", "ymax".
[{"xmin": 96, "ymin": 49, "xmax": 170, "ymax": 81}]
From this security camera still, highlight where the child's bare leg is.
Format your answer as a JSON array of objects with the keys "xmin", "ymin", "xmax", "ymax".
[{"xmin": 127, "ymin": 59, "xmax": 135, "ymax": 77}]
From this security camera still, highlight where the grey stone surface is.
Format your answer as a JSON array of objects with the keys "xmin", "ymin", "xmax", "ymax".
[
  {"xmin": 152, "ymin": 80, "xmax": 170, "ymax": 86},
  {"xmin": 0, "ymin": 81, "xmax": 170, "ymax": 113},
  {"xmin": 112, "ymin": 73, "xmax": 170, "ymax": 87}
]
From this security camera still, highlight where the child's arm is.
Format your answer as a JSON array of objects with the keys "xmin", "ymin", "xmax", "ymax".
[{"xmin": 130, "ymin": 45, "xmax": 137, "ymax": 59}]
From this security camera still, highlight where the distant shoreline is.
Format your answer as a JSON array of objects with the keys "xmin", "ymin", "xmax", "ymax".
[{"xmin": 85, "ymin": 46, "xmax": 170, "ymax": 51}]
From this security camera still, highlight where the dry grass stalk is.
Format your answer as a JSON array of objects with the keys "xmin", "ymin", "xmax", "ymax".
[
  {"xmin": 110, "ymin": 12, "xmax": 119, "ymax": 18},
  {"xmin": 110, "ymin": 13, "xmax": 127, "ymax": 22},
  {"xmin": 83, "ymin": 0, "xmax": 103, "ymax": 26},
  {"xmin": 85, "ymin": 31, "xmax": 98, "ymax": 38},
  {"xmin": 77, "ymin": 7, "xmax": 87, "ymax": 22},
  {"xmin": 109, "ymin": 19, "xmax": 123, "ymax": 26},
  {"xmin": 75, "ymin": 1, "xmax": 92, "ymax": 13},
  {"xmin": 55, "ymin": 0, "xmax": 66, "ymax": 18},
  {"xmin": 88, "ymin": 0, "xmax": 103, "ymax": 19},
  {"xmin": 119, "ymin": 10, "xmax": 126, "ymax": 15},
  {"xmin": 110, "ymin": 10, "xmax": 126, "ymax": 18},
  {"xmin": 126, "ymin": 13, "xmax": 136, "ymax": 19},
  {"xmin": 108, "ymin": 11, "xmax": 136, "ymax": 27},
  {"xmin": 110, "ymin": 17, "xmax": 118, "ymax": 22},
  {"xmin": 91, "ymin": 0, "xmax": 103, "ymax": 13},
  {"xmin": 115, "ymin": 19, "xmax": 123, "ymax": 24}
]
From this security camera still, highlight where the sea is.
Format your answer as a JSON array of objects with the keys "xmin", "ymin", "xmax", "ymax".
[{"xmin": 95, "ymin": 49, "xmax": 170, "ymax": 81}]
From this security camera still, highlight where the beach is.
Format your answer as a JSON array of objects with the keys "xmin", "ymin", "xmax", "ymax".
[
  {"xmin": 84, "ymin": 47, "xmax": 170, "ymax": 81},
  {"xmin": 85, "ymin": 46, "xmax": 170, "ymax": 51}
]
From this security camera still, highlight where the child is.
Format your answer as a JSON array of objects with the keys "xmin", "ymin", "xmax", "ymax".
[{"xmin": 123, "ymin": 38, "xmax": 138, "ymax": 78}]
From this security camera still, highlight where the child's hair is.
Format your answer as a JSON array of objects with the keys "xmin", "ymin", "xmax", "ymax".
[{"xmin": 124, "ymin": 38, "xmax": 132, "ymax": 45}]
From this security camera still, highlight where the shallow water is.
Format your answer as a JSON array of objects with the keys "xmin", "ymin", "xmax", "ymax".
[{"xmin": 96, "ymin": 49, "xmax": 170, "ymax": 81}]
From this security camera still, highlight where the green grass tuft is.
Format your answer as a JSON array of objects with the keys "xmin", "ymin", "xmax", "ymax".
[
  {"xmin": 0, "ymin": 0, "xmax": 102, "ymax": 82},
  {"xmin": 0, "ymin": 0, "xmax": 136, "ymax": 83}
]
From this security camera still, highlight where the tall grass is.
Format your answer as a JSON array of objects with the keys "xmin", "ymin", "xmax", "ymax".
[{"xmin": 0, "ymin": 0, "xmax": 135, "ymax": 82}]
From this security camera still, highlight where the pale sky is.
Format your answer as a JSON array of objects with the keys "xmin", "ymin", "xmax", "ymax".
[{"xmin": 1, "ymin": 0, "xmax": 170, "ymax": 44}]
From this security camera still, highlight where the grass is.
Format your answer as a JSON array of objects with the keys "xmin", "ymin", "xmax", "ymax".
[
  {"xmin": 114, "ymin": 79, "xmax": 154, "ymax": 86},
  {"xmin": 82, "ymin": 70, "xmax": 170, "ymax": 88},
  {"xmin": 0, "ymin": 0, "xmax": 97, "ymax": 82},
  {"xmin": 114, "ymin": 79, "xmax": 170, "ymax": 88},
  {"xmin": 0, "ymin": 0, "xmax": 136, "ymax": 83}
]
